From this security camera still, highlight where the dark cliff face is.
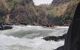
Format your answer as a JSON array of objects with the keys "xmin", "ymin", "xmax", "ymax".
[{"xmin": 64, "ymin": 2, "xmax": 80, "ymax": 50}]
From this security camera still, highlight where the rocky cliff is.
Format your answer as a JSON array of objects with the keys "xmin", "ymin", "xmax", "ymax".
[{"xmin": 0, "ymin": 0, "xmax": 79, "ymax": 26}]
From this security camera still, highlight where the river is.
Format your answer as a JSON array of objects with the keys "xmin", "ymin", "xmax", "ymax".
[{"xmin": 0, "ymin": 25, "xmax": 68, "ymax": 50}]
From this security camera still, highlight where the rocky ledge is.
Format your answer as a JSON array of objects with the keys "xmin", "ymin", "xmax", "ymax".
[{"xmin": 0, "ymin": 25, "xmax": 12, "ymax": 30}]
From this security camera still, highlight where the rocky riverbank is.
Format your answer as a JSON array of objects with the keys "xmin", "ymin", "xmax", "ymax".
[{"xmin": 0, "ymin": 25, "xmax": 12, "ymax": 30}]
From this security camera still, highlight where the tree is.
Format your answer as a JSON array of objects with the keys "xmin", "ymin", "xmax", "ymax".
[{"xmin": 0, "ymin": 0, "xmax": 18, "ymax": 24}]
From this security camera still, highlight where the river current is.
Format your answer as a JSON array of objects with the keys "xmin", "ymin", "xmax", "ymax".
[{"xmin": 0, "ymin": 25, "xmax": 68, "ymax": 50}]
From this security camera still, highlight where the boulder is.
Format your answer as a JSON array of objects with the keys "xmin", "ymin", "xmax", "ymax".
[
  {"xmin": 0, "ymin": 25, "xmax": 12, "ymax": 30},
  {"xmin": 43, "ymin": 34, "xmax": 66, "ymax": 41}
]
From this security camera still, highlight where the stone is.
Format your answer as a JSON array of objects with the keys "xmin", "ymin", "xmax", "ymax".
[
  {"xmin": 0, "ymin": 24, "xmax": 12, "ymax": 30},
  {"xmin": 64, "ymin": 2, "xmax": 80, "ymax": 50}
]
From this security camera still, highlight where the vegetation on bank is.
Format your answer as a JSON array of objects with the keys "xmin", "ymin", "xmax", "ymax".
[{"xmin": 0, "ymin": 0, "xmax": 79, "ymax": 27}]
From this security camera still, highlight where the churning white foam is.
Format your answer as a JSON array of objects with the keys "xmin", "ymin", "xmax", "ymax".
[{"xmin": 0, "ymin": 25, "xmax": 68, "ymax": 50}]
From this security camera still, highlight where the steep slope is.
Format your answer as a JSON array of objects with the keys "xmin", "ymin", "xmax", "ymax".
[
  {"xmin": 0, "ymin": 0, "xmax": 79, "ymax": 26},
  {"xmin": 51, "ymin": 0, "xmax": 79, "ymax": 17}
]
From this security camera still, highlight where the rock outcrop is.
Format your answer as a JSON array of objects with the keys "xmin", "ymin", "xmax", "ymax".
[
  {"xmin": 43, "ymin": 34, "xmax": 66, "ymax": 41},
  {"xmin": 0, "ymin": 0, "xmax": 79, "ymax": 26},
  {"xmin": 0, "ymin": 24, "xmax": 12, "ymax": 30},
  {"xmin": 64, "ymin": 2, "xmax": 80, "ymax": 50}
]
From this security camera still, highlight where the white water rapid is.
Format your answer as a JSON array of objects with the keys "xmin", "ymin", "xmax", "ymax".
[{"xmin": 0, "ymin": 25, "xmax": 68, "ymax": 50}]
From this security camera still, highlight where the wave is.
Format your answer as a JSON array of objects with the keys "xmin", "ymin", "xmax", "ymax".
[
  {"xmin": 0, "ymin": 25, "xmax": 68, "ymax": 50},
  {"xmin": 0, "ymin": 34, "xmax": 64, "ymax": 50}
]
